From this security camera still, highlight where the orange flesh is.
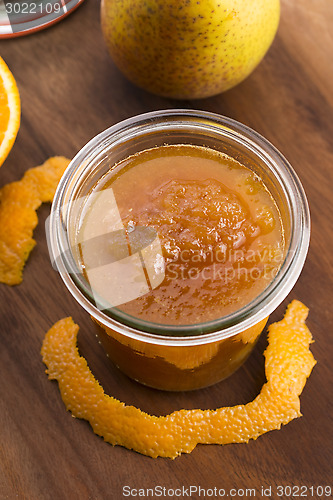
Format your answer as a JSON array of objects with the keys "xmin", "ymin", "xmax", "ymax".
[
  {"xmin": 41, "ymin": 300, "xmax": 316, "ymax": 459},
  {"xmin": 0, "ymin": 57, "xmax": 21, "ymax": 168},
  {"xmin": 78, "ymin": 145, "xmax": 284, "ymax": 325},
  {"xmin": 0, "ymin": 82, "xmax": 10, "ymax": 143}
]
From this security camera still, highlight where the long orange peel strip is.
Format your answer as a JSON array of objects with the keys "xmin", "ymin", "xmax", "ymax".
[
  {"xmin": 0, "ymin": 156, "xmax": 70, "ymax": 285},
  {"xmin": 41, "ymin": 300, "xmax": 316, "ymax": 459}
]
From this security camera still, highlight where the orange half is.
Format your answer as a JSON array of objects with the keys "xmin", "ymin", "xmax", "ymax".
[{"xmin": 0, "ymin": 57, "xmax": 21, "ymax": 167}]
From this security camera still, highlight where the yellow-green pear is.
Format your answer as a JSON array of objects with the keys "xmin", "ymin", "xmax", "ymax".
[{"xmin": 101, "ymin": 0, "xmax": 280, "ymax": 100}]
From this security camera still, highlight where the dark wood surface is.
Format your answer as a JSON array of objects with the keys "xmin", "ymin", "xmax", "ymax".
[{"xmin": 1, "ymin": 1, "xmax": 332, "ymax": 498}]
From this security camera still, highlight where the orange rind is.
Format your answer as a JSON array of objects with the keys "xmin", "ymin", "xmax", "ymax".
[
  {"xmin": 41, "ymin": 300, "xmax": 316, "ymax": 459},
  {"xmin": 0, "ymin": 156, "xmax": 70, "ymax": 285}
]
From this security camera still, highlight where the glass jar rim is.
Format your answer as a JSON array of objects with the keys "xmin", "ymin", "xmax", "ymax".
[{"xmin": 48, "ymin": 109, "xmax": 310, "ymax": 346}]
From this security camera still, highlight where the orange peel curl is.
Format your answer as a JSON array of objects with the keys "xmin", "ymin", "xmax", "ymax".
[
  {"xmin": 41, "ymin": 300, "xmax": 316, "ymax": 459},
  {"xmin": 0, "ymin": 156, "xmax": 70, "ymax": 285}
]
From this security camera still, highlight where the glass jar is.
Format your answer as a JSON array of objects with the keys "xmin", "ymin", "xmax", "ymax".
[{"xmin": 48, "ymin": 110, "xmax": 310, "ymax": 391}]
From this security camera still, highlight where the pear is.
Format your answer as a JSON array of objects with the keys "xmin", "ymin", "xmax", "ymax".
[{"xmin": 101, "ymin": 0, "xmax": 280, "ymax": 100}]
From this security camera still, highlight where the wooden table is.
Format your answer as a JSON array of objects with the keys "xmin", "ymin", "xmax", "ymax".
[{"xmin": 1, "ymin": 1, "xmax": 332, "ymax": 498}]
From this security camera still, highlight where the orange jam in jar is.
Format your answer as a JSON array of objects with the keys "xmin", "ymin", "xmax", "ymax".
[{"xmin": 50, "ymin": 110, "xmax": 310, "ymax": 391}]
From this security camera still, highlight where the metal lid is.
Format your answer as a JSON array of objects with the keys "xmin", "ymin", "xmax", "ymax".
[{"xmin": 0, "ymin": 0, "xmax": 84, "ymax": 38}]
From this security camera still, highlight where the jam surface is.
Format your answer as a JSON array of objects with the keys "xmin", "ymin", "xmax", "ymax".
[{"xmin": 78, "ymin": 145, "xmax": 284, "ymax": 326}]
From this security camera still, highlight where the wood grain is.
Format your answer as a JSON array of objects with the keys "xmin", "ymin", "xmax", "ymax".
[{"xmin": 1, "ymin": 0, "xmax": 332, "ymax": 498}]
